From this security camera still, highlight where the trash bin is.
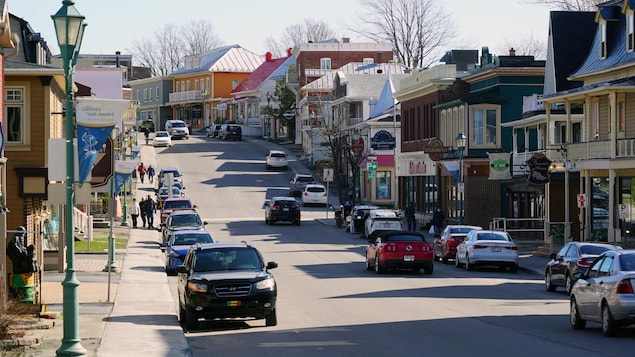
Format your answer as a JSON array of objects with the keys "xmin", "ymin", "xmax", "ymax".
[{"xmin": 10, "ymin": 272, "xmax": 35, "ymax": 303}]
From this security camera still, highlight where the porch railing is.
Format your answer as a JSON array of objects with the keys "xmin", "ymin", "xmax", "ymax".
[
  {"xmin": 73, "ymin": 206, "xmax": 92, "ymax": 241},
  {"xmin": 489, "ymin": 217, "xmax": 545, "ymax": 242}
]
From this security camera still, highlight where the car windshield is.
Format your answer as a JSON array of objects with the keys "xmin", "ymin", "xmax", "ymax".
[
  {"xmin": 383, "ymin": 234, "xmax": 425, "ymax": 243},
  {"xmin": 156, "ymin": 132, "xmax": 169, "ymax": 137},
  {"xmin": 193, "ymin": 248, "xmax": 261, "ymax": 272},
  {"xmin": 171, "ymin": 122, "xmax": 186, "ymax": 128},
  {"xmin": 476, "ymin": 233, "xmax": 510, "ymax": 241},
  {"xmin": 451, "ymin": 227, "xmax": 477, "ymax": 234},
  {"xmin": 172, "ymin": 233, "xmax": 213, "ymax": 246},
  {"xmin": 161, "ymin": 170, "xmax": 180, "ymax": 177},
  {"xmin": 271, "ymin": 153, "xmax": 286, "ymax": 158},
  {"xmin": 159, "ymin": 187, "xmax": 180, "ymax": 196},
  {"xmin": 297, "ymin": 176, "xmax": 313, "ymax": 182},
  {"xmin": 170, "ymin": 214, "xmax": 202, "ymax": 227},
  {"xmin": 163, "ymin": 200, "xmax": 192, "ymax": 209},
  {"xmin": 579, "ymin": 245, "xmax": 616, "ymax": 255},
  {"xmin": 306, "ymin": 186, "xmax": 325, "ymax": 193}
]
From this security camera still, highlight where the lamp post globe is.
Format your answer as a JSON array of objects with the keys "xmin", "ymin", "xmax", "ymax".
[{"xmin": 52, "ymin": 1, "xmax": 87, "ymax": 355}]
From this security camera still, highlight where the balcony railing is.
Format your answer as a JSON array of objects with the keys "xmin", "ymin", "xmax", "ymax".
[
  {"xmin": 168, "ymin": 90, "xmax": 205, "ymax": 103},
  {"xmin": 566, "ymin": 140, "xmax": 611, "ymax": 160}
]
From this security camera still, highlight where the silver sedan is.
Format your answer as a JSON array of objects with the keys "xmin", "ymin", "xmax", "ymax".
[
  {"xmin": 455, "ymin": 230, "xmax": 518, "ymax": 272},
  {"xmin": 569, "ymin": 249, "xmax": 635, "ymax": 337}
]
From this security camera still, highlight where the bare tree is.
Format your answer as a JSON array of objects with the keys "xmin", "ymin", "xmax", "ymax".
[
  {"xmin": 351, "ymin": 0, "xmax": 456, "ymax": 69},
  {"xmin": 130, "ymin": 20, "xmax": 224, "ymax": 77},
  {"xmin": 521, "ymin": 0, "xmax": 602, "ymax": 11},
  {"xmin": 181, "ymin": 19, "xmax": 224, "ymax": 55},
  {"xmin": 265, "ymin": 19, "xmax": 337, "ymax": 58},
  {"xmin": 495, "ymin": 32, "xmax": 548, "ymax": 60}
]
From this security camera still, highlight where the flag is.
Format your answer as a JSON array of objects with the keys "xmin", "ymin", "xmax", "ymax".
[
  {"xmin": 488, "ymin": 152, "xmax": 511, "ymax": 180},
  {"xmin": 114, "ymin": 160, "xmax": 139, "ymax": 194},
  {"xmin": 443, "ymin": 161, "xmax": 460, "ymax": 185}
]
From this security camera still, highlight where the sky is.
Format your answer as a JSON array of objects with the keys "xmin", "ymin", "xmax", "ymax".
[{"xmin": 8, "ymin": 0, "xmax": 553, "ymax": 59}]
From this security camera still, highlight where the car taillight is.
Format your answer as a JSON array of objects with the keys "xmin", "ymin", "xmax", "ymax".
[
  {"xmin": 271, "ymin": 205, "xmax": 280, "ymax": 211},
  {"xmin": 505, "ymin": 246, "xmax": 518, "ymax": 250},
  {"xmin": 304, "ymin": 192, "xmax": 309, "ymax": 196},
  {"xmin": 386, "ymin": 244, "xmax": 397, "ymax": 252},
  {"xmin": 576, "ymin": 258, "xmax": 593, "ymax": 267},
  {"xmin": 292, "ymin": 204, "xmax": 300, "ymax": 209},
  {"xmin": 322, "ymin": 192, "xmax": 327, "ymax": 197},
  {"xmin": 421, "ymin": 244, "xmax": 432, "ymax": 252},
  {"xmin": 616, "ymin": 279, "xmax": 634, "ymax": 294},
  {"xmin": 473, "ymin": 244, "xmax": 488, "ymax": 249}
]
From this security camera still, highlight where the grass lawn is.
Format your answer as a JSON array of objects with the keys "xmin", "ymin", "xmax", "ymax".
[{"xmin": 75, "ymin": 237, "xmax": 127, "ymax": 253}]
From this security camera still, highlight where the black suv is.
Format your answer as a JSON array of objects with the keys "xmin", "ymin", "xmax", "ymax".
[
  {"xmin": 264, "ymin": 197, "xmax": 301, "ymax": 225},
  {"xmin": 176, "ymin": 242, "xmax": 278, "ymax": 330},
  {"xmin": 219, "ymin": 124, "xmax": 242, "ymax": 141}
]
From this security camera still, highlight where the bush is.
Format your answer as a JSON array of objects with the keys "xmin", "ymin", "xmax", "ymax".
[{"xmin": 0, "ymin": 300, "xmax": 38, "ymax": 340}]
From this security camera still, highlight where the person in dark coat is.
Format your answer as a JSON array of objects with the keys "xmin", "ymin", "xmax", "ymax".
[
  {"xmin": 145, "ymin": 194, "xmax": 156, "ymax": 229},
  {"xmin": 139, "ymin": 196, "xmax": 148, "ymax": 228},
  {"xmin": 431, "ymin": 206, "xmax": 446, "ymax": 237},
  {"xmin": 405, "ymin": 203, "xmax": 416, "ymax": 231}
]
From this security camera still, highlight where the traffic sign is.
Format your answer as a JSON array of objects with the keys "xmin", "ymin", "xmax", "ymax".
[
  {"xmin": 368, "ymin": 173, "xmax": 376, "ymax": 179},
  {"xmin": 577, "ymin": 193, "xmax": 587, "ymax": 208},
  {"xmin": 367, "ymin": 162, "xmax": 378, "ymax": 171},
  {"xmin": 323, "ymin": 168, "xmax": 334, "ymax": 182}
]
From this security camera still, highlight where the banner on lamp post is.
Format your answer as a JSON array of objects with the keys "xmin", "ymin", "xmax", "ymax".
[
  {"xmin": 75, "ymin": 98, "xmax": 131, "ymax": 185},
  {"xmin": 113, "ymin": 159, "xmax": 139, "ymax": 195}
]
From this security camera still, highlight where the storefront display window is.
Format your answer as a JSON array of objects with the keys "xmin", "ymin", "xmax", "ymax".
[{"xmin": 376, "ymin": 171, "xmax": 391, "ymax": 199}]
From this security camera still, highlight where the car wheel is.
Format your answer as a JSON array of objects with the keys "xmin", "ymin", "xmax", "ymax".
[
  {"xmin": 365, "ymin": 255, "xmax": 373, "ymax": 271},
  {"xmin": 185, "ymin": 305, "xmax": 199, "ymax": 331},
  {"xmin": 545, "ymin": 271, "xmax": 557, "ymax": 292},
  {"xmin": 423, "ymin": 264, "xmax": 434, "ymax": 275},
  {"xmin": 265, "ymin": 309, "xmax": 277, "ymax": 326},
  {"xmin": 178, "ymin": 305, "xmax": 186, "ymax": 325},
  {"xmin": 602, "ymin": 303, "xmax": 618, "ymax": 337},
  {"xmin": 374, "ymin": 255, "xmax": 383, "ymax": 274},
  {"xmin": 570, "ymin": 297, "xmax": 586, "ymax": 330},
  {"xmin": 565, "ymin": 274, "xmax": 574, "ymax": 295},
  {"xmin": 465, "ymin": 255, "xmax": 473, "ymax": 271}
]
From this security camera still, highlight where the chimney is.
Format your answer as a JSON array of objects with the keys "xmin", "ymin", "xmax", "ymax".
[
  {"xmin": 265, "ymin": 52, "xmax": 273, "ymax": 61},
  {"xmin": 376, "ymin": 51, "xmax": 383, "ymax": 64},
  {"xmin": 115, "ymin": 50, "xmax": 121, "ymax": 67},
  {"xmin": 509, "ymin": 47, "xmax": 516, "ymax": 56},
  {"xmin": 287, "ymin": 48, "xmax": 292, "ymax": 57}
]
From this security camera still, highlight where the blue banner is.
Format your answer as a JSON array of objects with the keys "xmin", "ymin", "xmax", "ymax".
[
  {"xmin": 114, "ymin": 171, "xmax": 131, "ymax": 195},
  {"xmin": 77, "ymin": 124, "xmax": 115, "ymax": 184}
]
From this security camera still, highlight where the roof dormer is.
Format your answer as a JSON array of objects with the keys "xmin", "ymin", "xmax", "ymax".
[{"xmin": 596, "ymin": 3, "xmax": 621, "ymax": 60}]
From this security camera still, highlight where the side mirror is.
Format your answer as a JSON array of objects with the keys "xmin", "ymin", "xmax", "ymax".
[
  {"xmin": 203, "ymin": 221, "xmax": 208, "ymax": 225},
  {"xmin": 175, "ymin": 265, "xmax": 188, "ymax": 274},
  {"xmin": 192, "ymin": 204, "xmax": 198, "ymax": 208},
  {"xmin": 267, "ymin": 261, "xmax": 278, "ymax": 270}
]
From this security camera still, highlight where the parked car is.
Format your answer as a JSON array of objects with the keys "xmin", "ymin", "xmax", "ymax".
[
  {"xmin": 455, "ymin": 230, "xmax": 518, "ymax": 272},
  {"xmin": 289, "ymin": 174, "xmax": 315, "ymax": 196},
  {"xmin": 266, "ymin": 150, "xmax": 288, "ymax": 170},
  {"xmin": 165, "ymin": 119, "xmax": 189, "ymax": 139},
  {"xmin": 364, "ymin": 209, "xmax": 402, "ymax": 239},
  {"xmin": 569, "ymin": 249, "xmax": 635, "ymax": 337},
  {"xmin": 365, "ymin": 231, "xmax": 434, "ymax": 274},
  {"xmin": 158, "ymin": 168, "xmax": 183, "ymax": 187},
  {"xmin": 264, "ymin": 197, "xmax": 301, "ymax": 226},
  {"xmin": 206, "ymin": 124, "xmax": 222, "ymax": 138},
  {"xmin": 160, "ymin": 197, "xmax": 196, "ymax": 224},
  {"xmin": 301, "ymin": 184, "xmax": 328, "ymax": 206},
  {"xmin": 151, "ymin": 130, "xmax": 171, "ymax": 147},
  {"xmin": 433, "ymin": 225, "xmax": 483, "ymax": 264},
  {"xmin": 156, "ymin": 186, "xmax": 184, "ymax": 208},
  {"xmin": 161, "ymin": 209, "xmax": 207, "ymax": 244},
  {"xmin": 218, "ymin": 124, "xmax": 242, "ymax": 140},
  {"xmin": 163, "ymin": 230, "xmax": 214, "ymax": 275},
  {"xmin": 176, "ymin": 242, "xmax": 278, "ymax": 330},
  {"xmin": 346, "ymin": 205, "xmax": 379, "ymax": 234},
  {"xmin": 545, "ymin": 241, "xmax": 622, "ymax": 294}
]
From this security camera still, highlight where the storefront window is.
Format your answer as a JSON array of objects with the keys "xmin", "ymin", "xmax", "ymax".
[{"xmin": 376, "ymin": 171, "xmax": 391, "ymax": 199}]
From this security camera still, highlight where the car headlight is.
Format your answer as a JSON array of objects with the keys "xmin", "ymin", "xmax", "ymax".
[
  {"xmin": 187, "ymin": 281, "xmax": 208, "ymax": 293},
  {"xmin": 254, "ymin": 277, "xmax": 275, "ymax": 291}
]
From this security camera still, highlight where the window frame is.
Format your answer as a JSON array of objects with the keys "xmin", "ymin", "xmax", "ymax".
[
  {"xmin": 320, "ymin": 57, "xmax": 332, "ymax": 70},
  {"xmin": 600, "ymin": 20, "xmax": 607, "ymax": 59},
  {"xmin": 5, "ymin": 86, "xmax": 27, "ymax": 145},
  {"xmin": 469, "ymin": 104, "xmax": 500, "ymax": 149},
  {"xmin": 627, "ymin": 10, "xmax": 635, "ymax": 53}
]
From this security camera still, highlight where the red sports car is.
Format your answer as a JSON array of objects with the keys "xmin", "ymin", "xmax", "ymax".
[
  {"xmin": 365, "ymin": 231, "xmax": 434, "ymax": 274},
  {"xmin": 433, "ymin": 225, "xmax": 482, "ymax": 264}
]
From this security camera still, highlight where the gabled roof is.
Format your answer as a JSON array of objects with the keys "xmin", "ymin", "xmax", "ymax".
[
  {"xmin": 335, "ymin": 72, "xmax": 410, "ymax": 99},
  {"xmin": 570, "ymin": 1, "xmax": 635, "ymax": 79},
  {"xmin": 170, "ymin": 45, "xmax": 263, "ymax": 76},
  {"xmin": 545, "ymin": 11, "xmax": 596, "ymax": 94},
  {"xmin": 302, "ymin": 62, "xmax": 408, "ymax": 93},
  {"xmin": 232, "ymin": 55, "xmax": 290, "ymax": 94}
]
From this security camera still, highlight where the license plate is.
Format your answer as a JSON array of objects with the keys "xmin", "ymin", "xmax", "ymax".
[
  {"xmin": 382, "ymin": 223, "xmax": 392, "ymax": 228},
  {"xmin": 226, "ymin": 300, "xmax": 242, "ymax": 307},
  {"xmin": 283, "ymin": 208, "xmax": 289, "ymax": 211},
  {"xmin": 492, "ymin": 247, "xmax": 501, "ymax": 252},
  {"xmin": 404, "ymin": 255, "xmax": 415, "ymax": 262}
]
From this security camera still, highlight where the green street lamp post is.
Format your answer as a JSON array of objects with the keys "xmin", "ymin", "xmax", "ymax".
[
  {"xmin": 52, "ymin": 1, "xmax": 87, "ymax": 355},
  {"xmin": 456, "ymin": 132, "xmax": 467, "ymax": 225}
]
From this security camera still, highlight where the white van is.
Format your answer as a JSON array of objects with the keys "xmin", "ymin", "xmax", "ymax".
[{"xmin": 165, "ymin": 120, "xmax": 189, "ymax": 139}]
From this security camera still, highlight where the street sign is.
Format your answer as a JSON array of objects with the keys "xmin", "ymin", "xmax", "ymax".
[
  {"xmin": 283, "ymin": 110, "xmax": 295, "ymax": 120},
  {"xmin": 577, "ymin": 193, "xmax": 587, "ymax": 208},
  {"xmin": 367, "ymin": 162, "xmax": 378, "ymax": 171},
  {"xmin": 620, "ymin": 203, "xmax": 629, "ymax": 219},
  {"xmin": 323, "ymin": 168, "xmax": 334, "ymax": 182},
  {"xmin": 368, "ymin": 173, "xmax": 376, "ymax": 179}
]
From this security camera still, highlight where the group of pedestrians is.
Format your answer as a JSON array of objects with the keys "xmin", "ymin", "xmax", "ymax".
[
  {"xmin": 404, "ymin": 203, "xmax": 446, "ymax": 237},
  {"xmin": 136, "ymin": 162, "xmax": 155, "ymax": 184},
  {"xmin": 129, "ymin": 195, "xmax": 157, "ymax": 229}
]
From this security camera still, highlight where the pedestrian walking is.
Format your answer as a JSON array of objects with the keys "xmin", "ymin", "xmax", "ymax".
[
  {"xmin": 143, "ymin": 127, "xmax": 150, "ymax": 145},
  {"xmin": 431, "ymin": 206, "xmax": 446, "ymax": 237},
  {"xmin": 147, "ymin": 165, "xmax": 155, "ymax": 184},
  {"xmin": 129, "ymin": 198, "xmax": 141, "ymax": 228},
  {"xmin": 139, "ymin": 196, "xmax": 148, "ymax": 228},
  {"xmin": 405, "ymin": 202, "xmax": 416, "ymax": 231},
  {"xmin": 138, "ymin": 162, "xmax": 146, "ymax": 184},
  {"xmin": 145, "ymin": 194, "xmax": 156, "ymax": 229}
]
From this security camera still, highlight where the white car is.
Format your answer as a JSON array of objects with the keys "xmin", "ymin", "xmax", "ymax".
[
  {"xmin": 364, "ymin": 209, "xmax": 402, "ymax": 239},
  {"xmin": 266, "ymin": 150, "xmax": 288, "ymax": 170},
  {"xmin": 301, "ymin": 184, "xmax": 328, "ymax": 206},
  {"xmin": 455, "ymin": 230, "xmax": 518, "ymax": 272},
  {"xmin": 152, "ymin": 131, "xmax": 172, "ymax": 147}
]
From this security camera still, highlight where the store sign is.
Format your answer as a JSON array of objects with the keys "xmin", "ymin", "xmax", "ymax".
[
  {"xmin": 525, "ymin": 152, "xmax": 552, "ymax": 185},
  {"xmin": 370, "ymin": 130, "xmax": 395, "ymax": 150},
  {"xmin": 423, "ymin": 139, "xmax": 448, "ymax": 161}
]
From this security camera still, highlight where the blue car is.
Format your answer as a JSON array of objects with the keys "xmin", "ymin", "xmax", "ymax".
[{"xmin": 164, "ymin": 230, "xmax": 214, "ymax": 275}]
